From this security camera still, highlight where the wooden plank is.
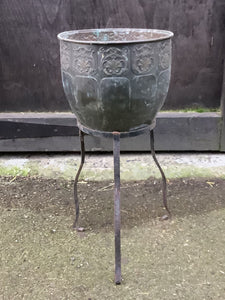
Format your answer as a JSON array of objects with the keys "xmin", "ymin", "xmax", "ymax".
[
  {"xmin": 220, "ymin": 61, "xmax": 225, "ymax": 151},
  {"xmin": 0, "ymin": 112, "xmax": 221, "ymax": 152},
  {"xmin": 0, "ymin": 113, "xmax": 78, "ymax": 139},
  {"xmin": 0, "ymin": 0, "xmax": 225, "ymax": 112},
  {"xmin": 155, "ymin": 112, "xmax": 221, "ymax": 151}
]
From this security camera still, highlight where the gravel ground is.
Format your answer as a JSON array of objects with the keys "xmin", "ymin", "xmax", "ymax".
[{"xmin": 0, "ymin": 175, "xmax": 225, "ymax": 299}]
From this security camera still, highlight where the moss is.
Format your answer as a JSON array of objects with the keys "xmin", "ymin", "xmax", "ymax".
[
  {"xmin": 0, "ymin": 165, "xmax": 31, "ymax": 177},
  {"xmin": 163, "ymin": 165, "xmax": 225, "ymax": 179},
  {"xmin": 0, "ymin": 158, "xmax": 225, "ymax": 181},
  {"xmin": 162, "ymin": 107, "xmax": 220, "ymax": 113}
]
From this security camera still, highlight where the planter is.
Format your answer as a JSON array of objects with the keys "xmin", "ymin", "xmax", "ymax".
[
  {"xmin": 58, "ymin": 28, "xmax": 173, "ymax": 136},
  {"xmin": 58, "ymin": 28, "xmax": 173, "ymax": 285}
]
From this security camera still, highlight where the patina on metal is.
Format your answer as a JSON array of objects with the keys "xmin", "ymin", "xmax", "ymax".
[
  {"xmin": 58, "ymin": 28, "xmax": 173, "ymax": 136},
  {"xmin": 58, "ymin": 28, "xmax": 173, "ymax": 284}
]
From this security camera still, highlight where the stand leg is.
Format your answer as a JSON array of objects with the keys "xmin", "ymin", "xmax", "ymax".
[
  {"xmin": 73, "ymin": 130, "xmax": 85, "ymax": 230},
  {"xmin": 113, "ymin": 132, "xmax": 121, "ymax": 284},
  {"xmin": 150, "ymin": 130, "xmax": 171, "ymax": 217}
]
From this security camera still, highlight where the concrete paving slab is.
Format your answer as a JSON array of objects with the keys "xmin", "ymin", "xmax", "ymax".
[{"xmin": 0, "ymin": 153, "xmax": 225, "ymax": 181}]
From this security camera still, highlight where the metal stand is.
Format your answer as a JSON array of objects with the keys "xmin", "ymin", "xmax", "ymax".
[
  {"xmin": 113, "ymin": 132, "xmax": 121, "ymax": 284},
  {"xmin": 73, "ymin": 130, "xmax": 85, "ymax": 230},
  {"xmin": 73, "ymin": 128, "xmax": 170, "ymax": 284},
  {"xmin": 150, "ymin": 130, "xmax": 171, "ymax": 217}
]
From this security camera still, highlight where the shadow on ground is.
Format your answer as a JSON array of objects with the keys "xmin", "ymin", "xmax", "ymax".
[{"xmin": 0, "ymin": 176, "xmax": 224, "ymax": 230}]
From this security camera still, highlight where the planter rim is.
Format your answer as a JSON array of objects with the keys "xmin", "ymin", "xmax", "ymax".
[{"xmin": 57, "ymin": 28, "xmax": 174, "ymax": 45}]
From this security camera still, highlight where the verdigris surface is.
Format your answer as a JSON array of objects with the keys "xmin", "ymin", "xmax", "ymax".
[{"xmin": 58, "ymin": 28, "xmax": 173, "ymax": 134}]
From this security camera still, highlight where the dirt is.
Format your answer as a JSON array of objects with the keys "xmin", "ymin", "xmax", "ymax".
[{"xmin": 1, "ymin": 176, "xmax": 225, "ymax": 299}]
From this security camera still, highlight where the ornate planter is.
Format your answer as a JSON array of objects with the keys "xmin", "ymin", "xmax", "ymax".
[
  {"xmin": 58, "ymin": 28, "xmax": 173, "ymax": 136},
  {"xmin": 58, "ymin": 28, "xmax": 173, "ymax": 285}
]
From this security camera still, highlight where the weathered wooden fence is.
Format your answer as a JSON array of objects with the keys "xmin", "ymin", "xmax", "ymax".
[{"xmin": 0, "ymin": 0, "xmax": 225, "ymax": 151}]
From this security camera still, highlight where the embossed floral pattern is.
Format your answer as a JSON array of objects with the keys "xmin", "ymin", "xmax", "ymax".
[
  {"xmin": 73, "ymin": 47, "xmax": 95, "ymax": 74},
  {"xmin": 159, "ymin": 40, "xmax": 170, "ymax": 70},
  {"xmin": 100, "ymin": 47, "xmax": 128, "ymax": 76},
  {"xmin": 132, "ymin": 45, "xmax": 154, "ymax": 74},
  {"xmin": 60, "ymin": 42, "xmax": 70, "ymax": 71},
  {"xmin": 59, "ymin": 28, "xmax": 173, "ymax": 133},
  {"xmin": 103, "ymin": 57, "xmax": 125, "ymax": 75}
]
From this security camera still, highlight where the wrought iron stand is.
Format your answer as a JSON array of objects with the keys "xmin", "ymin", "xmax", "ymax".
[{"xmin": 73, "ymin": 128, "xmax": 170, "ymax": 285}]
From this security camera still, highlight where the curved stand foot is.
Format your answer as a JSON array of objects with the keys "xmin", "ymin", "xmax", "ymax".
[
  {"xmin": 73, "ymin": 130, "xmax": 85, "ymax": 230},
  {"xmin": 150, "ymin": 130, "xmax": 171, "ymax": 218},
  {"xmin": 113, "ymin": 132, "xmax": 121, "ymax": 284}
]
